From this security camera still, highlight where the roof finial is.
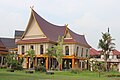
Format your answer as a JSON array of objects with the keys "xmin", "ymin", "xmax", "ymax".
[
  {"xmin": 108, "ymin": 27, "xmax": 109, "ymax": 33},
  {"xmin": 65, "ymin": 24, "xmax": 68, "ymax": 27},
  {"xmin": 30, "ymin": 5, "xmax": 34, "ymax": 9}
]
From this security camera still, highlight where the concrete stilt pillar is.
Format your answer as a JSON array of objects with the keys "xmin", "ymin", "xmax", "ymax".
[
  {"xmin": 90, "ymin": 62, "xmax": 93, "ymax": 71},
  {"xmin": 46, "ymin": 57, "xmax": 48, "ymax": 70},
  {"xmin": 81, "ymin": 61, "xmax": 82, "ymax": 69},
  {"xmin": 34, "ymin": 57, "xmax": 37, "ymax": 67},
  {"xmin": 0, "ymin": 56, "xmax": 3, "ymax": 65},
  {"xmin": 118, "ymin": 63, "xmax": 120, "ymax": 72},
  {"xmin": 72, "ymin": 58, "xmax": 75, "ymax": 69}
]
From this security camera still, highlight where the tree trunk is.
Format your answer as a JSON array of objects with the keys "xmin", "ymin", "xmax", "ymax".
[
  {"xmin": 104, "ymin": 54, "xmax": 108, "ymax": 72},
  {"xmin": 59, "ymin": 64, "xmax": 62, "ymax": 71}
]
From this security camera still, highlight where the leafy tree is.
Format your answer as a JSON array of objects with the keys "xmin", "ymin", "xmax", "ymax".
[
  {"xmin": 53, "ymin": 36, "xmax": 64, "ymax": 71},
  {"xmin": 6, "ymin": 52, "xmax": 17, "ymax": 68},
  {"xmin": 98, "ymin": 29, "xmax": 115, "ymax": 71},
  {"xmin": 45, "ymin": 36, "xmax": 64, "ymax": 71},
  {"xmin": 25, "ymin": 49, "xmax": 35, "ymax": 68}
]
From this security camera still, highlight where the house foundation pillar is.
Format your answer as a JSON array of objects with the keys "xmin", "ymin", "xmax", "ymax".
[
  {"xmin": 46, "ymin": 57, "xmax": 48, "ymax": 70},
  {"xmin": 0, "ymin": 56, "xmax": 3, "ymax": 65},
  {"xmin": 119, "ymin": 63, "xmax": 120, "ymax": 72},
  {"xmin": 72, "ymin": 58, "xmax": 75, "ymax": 69}
]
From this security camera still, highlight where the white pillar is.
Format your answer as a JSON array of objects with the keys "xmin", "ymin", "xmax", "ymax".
[
  {"xmin": 119, "ymin": 63, "xmax": 120, "ymax": 72},
  {"xmin": 0, "ymin": 56, "xmax": 3, "ymax": 65},
  {"xmin": 90, "ymin": 62, "xmax": 93, "ymax": 71},
  {"xmin": 81, "ymin": 61, "xmax": 82, "ymax": 69}
]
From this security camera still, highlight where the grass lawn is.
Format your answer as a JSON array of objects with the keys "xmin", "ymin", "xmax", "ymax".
[{"xmin": 0, "ymin": 69, "xmax": 120, "ymax": 80}]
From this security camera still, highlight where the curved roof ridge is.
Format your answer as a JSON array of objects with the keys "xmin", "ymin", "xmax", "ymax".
[
  {"xmin": 68, "ymin": 28, "xmax": 91, "ymax": 48},
  {"xmin": 69, "ymin": 28, "xmax": 84, "ymax": 36},
  {"xmin": 32, "ymin": 9, "xmax": 65, "ymax": 28}
]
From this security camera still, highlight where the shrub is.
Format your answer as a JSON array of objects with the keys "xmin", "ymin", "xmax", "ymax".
[
  {"xmin": 71, "ymin": 68, "xmax": 81, "ymax": 74},
  {"xmin": 14, "ymin": 65, "xmax": 23, "ymax": 70},
  {"xmin": 7, "ymin": 69, "xmax": 14, "ymax": 72},
  {"xmin": 35, "ymin": 66, "xmax": 46, "ymax": 72},
  {"xmin": 11, "ymin": 60, "xmax": 23, "ymax": 70},
  {"xmin": 0, "ymin": 65, "xmax": 7, "ymax": 69},
  {"xmin": 11, "ymin": 60, "xmax": 18, "ymax": 69}
]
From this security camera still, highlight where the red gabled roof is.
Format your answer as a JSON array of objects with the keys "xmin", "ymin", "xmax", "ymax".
[
  {"xmin": 112, "ymin": 49, "xmax": 120, "ymax": 55},
  {"xmin": 17, "ymin": 9, "xmax": 91, "ymax": 48},
  {"xmin": 90, "ymin": 48, "xmax": 100, "ymax": 56}
]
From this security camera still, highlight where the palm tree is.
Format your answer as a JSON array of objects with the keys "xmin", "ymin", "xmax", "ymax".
[
  {"xmin": 46, "ymin": 48, "xmax": 54, "ymax": 70},
  {"xmin": 98, "ymin": 30, "xmax": 115, "ymax": 71},
  {"xmin": 25, "ymin": 49, "xmax": 35, "ymax": 69}
]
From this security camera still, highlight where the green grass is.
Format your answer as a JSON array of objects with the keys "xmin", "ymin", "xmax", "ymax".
[{"xmin": 0, "ymin": 69, "xmax": 120, "ymax": 80}]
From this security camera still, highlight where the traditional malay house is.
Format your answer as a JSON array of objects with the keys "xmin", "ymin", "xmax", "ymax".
[
  {"xmin": 16, "ymin": 9, "xmax": 91, "ymax": 70},
  {"xmin": 0, "ymin": 38, "xmax": 17, "ymax": 67}
]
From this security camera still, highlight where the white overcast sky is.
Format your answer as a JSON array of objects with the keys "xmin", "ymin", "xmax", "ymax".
[{"xmin": 0, "ymin": 0, "xmax": 120, "ymax": 50}]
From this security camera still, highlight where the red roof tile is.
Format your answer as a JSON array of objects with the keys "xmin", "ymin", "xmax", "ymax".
[
  {"xmin": 64, "ymin": 39, "xmax": 75, "ymax": 43},
  {"xmin": 112, "ymin": 49, "xmax": 120, "ymax": 55},
  {"xmin": 16, "ymin": 38, "xmax": 50, "ymax": 44},
  {"xmin": 90, "ymin": 48, "xmax": 100, "ymax": 56}
]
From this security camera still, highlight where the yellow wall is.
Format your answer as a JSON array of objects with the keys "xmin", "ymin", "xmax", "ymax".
[
  {"xmin": 74, "ymin": 44, "xmax": 89, "ymax": 58},
  {"xmin": 63, "ymin": 44, "xmax": 75, "ymax": 56},
  {"xmin": 17, "ymin": 43, "xmax": 55, "ymax": 55}
]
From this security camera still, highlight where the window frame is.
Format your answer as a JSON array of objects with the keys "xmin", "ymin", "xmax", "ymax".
[
  {"xmin": 40, "ymin": 45, "xmax": 43, "ymax": 54},
  {"xmin": 81, "ymin": 48, "xmax": 84, "ymax": 57},
  {"xmin": 65, "ymin": 46, "xmax": 69, "ymax": 55},
  {"xmin": 21, "ymin": 45, "xmax": 24, "ymax": 55}
]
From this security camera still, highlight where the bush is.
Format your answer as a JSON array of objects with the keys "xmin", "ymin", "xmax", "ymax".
[
  {"xmin": 35, "ymin": 66, "xmax": 46, "ymax": 72},
  {"xmin": 11, "ymin": 60, "xmax": 23, "ymax": 70},
  {"xmin": 107, "ymin": 74, "xmax": 120, "ymax": 77},
  {"xmin": 0, "ymin": 65, "xmax": 7, "ymax": 69},
  {"xmin": 71, "ymin": 68, "xmax": 81, "ymax": 74},
  {"xmin": 14, "ymin": 65, "xmax": 23, "ymax": 70},
  {"xmin": 7, "ymin": 69, "xmax": 14, "ymax": 72}
]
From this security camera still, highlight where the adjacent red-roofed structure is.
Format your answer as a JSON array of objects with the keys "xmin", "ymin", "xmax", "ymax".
[
  {"xmin": 112, "ymin": 49, "xmax": 120, "ymax": 55},
  {"xmin": 0, "ymin": 38, "xmax": 17, "ymax": 66},
  {"xmin": 89, "ymin": 48, "xmax": 100, "ymax": 56},
  {"xmin": 89, "ymin": 48, "xmax": 120, "ymax": 72}
]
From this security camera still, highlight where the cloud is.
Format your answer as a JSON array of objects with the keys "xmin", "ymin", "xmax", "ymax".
[{"xmin": 0, "ymin": 0, "xmax": 120, "ymax": 49}]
